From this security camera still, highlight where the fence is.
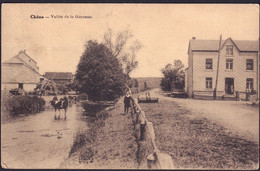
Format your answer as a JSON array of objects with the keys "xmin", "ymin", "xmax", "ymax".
[{"xmin": 129, "ymin": 97, "xmax": 174, "ymax": 169}]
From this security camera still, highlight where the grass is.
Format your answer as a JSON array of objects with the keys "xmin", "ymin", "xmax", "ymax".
[
  {"xmin": 69, "ymin": 111, "xmax": 106, "ymax": 163},
  {"xmin": 67, "ymin": 99, "xmax": 139, "ymax": 169},
  {"xmin": 139, "ymin": 101, "xmax": 259, "ymax": 169}
]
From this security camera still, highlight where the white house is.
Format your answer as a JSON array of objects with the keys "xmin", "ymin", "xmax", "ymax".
[{"xmin": 186, "ymin": 37, "xmax": 259, "ymax": 100}]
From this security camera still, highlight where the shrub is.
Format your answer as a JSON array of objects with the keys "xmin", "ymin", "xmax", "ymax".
[
  {"xmin": 4, "ymin": 95, "xmax": 45, "ymax": 116},
  {"xmin": 78, "ymin": 93, "xmax": 88, "ymax": 100}
]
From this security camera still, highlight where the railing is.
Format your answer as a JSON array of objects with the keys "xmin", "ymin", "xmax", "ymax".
[{"xmin": 129, "ymin": 97, "xmax": 174, "ymax": 169}]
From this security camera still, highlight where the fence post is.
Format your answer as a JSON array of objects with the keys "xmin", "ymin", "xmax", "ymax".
[
  {"xmin": 139, "ymin": 112, "xmax": 146, "ymax": 141},
  {"xmin": 147, "ymin": 153, "xmax": 156, "ymax": 169}
]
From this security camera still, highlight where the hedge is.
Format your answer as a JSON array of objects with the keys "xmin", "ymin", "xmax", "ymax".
[{"xmin": 4, "ymin": 95, "xmax": 45, "ymax": 116}]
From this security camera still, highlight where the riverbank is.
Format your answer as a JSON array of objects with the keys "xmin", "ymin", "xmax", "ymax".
[{"xmin": 61, "ymin": 97, "xmax": 139, "ymax": 169}]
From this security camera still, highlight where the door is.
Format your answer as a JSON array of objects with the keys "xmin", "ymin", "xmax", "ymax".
[
  {"xmin": 225, "ymin": 78, "xmax": 234, "ymax": 94},
  {"xmin": 18, "ymin": 83, "xmax": 24, "ymax": 89}
]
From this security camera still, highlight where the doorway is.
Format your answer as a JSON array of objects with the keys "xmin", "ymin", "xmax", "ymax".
[
  {"xmin": 18, "ymin": 83, "xmax": 24, "ymax": 89},
  {"xmin": 225, "ymin": 78, "xmax": 234, "ymax": 94}
]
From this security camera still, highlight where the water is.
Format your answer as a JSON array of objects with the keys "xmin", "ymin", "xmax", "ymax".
[{"xmin": 1, "ymin": 102, "xmax": 88, "ymax": 169}]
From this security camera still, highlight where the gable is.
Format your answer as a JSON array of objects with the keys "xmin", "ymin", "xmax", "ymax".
[
  {"xmin": 3, "ymin": 56, "xmax": 24, "ymax": 64},
  {"xmin": 219, "ymin": 38, "xmax": 240, "ymax": 53}
]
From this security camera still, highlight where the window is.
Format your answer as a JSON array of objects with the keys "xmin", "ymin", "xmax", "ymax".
[
  {"xmin": 246, "ymin": 59, "xmax": 253, "ymax": 70},
  {"xmin": 246, "ymin": 78, "xmax": 253, "ymax": 91},
  {"xmin": 205, "ymin": 58, "xmax": 213, "ymax": 69},
  {"xmin": 206, "ymin": 77, "xmax": 212, "ymax": 89},
  {"xmin": 226, "ymin": 59, "xmax": 233, "ymax": 70},
  {"xmin": 226, "ymin": 45, "xmax": 233, "ymax": 56}
]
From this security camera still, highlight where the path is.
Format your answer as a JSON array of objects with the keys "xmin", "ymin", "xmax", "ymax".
[{"xmin": 1, "ymin": 100, "xmax": 87, "ymax": 169}]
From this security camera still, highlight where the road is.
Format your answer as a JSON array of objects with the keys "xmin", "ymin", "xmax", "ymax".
[
  {"xmin": 1, "ymin": 99, "xmax": 87, "ymax": 169},
  {"xmin": 148, "ymin": 88, "xmax": 259, "ymax": 143}
]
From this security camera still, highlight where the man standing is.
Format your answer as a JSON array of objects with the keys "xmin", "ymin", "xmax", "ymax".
[{"xmin": 124, "ymin": 92, "xmax": 131, "ymax": 114}]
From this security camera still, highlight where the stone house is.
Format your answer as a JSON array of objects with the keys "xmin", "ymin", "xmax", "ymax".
[
  {"xmin": 2, "ymin": 50, "xmax": 44, "ymax": 92},
  {"xmin": 186, "ymin": 37, "xmax": 259, "ymax": 100}
]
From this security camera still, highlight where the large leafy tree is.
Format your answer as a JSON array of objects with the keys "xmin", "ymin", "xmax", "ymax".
[
  {"xmin": 160, "ymin": 60, "xmax": 185, "ymax": 91},
  {"xmin": 75, "ymin": 40, "xmax": 127, "ymax": 101}
]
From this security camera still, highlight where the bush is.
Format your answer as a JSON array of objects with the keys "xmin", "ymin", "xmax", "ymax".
[
  {"xmin": 78, "ymin": 93, "xmax": 88, "ymax": 100},
  {"xmin": 4, "ymin": 95, "xmax": 45, "ymax": 116}
]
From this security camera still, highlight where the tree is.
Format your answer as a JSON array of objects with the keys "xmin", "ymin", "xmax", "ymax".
[
  {"xmin": 144, "ymin": 81, "xmax": 148, "ymax": 91},
  {"xmin": 133, "ymin": 79, "xmax": 139, "ymax": 88},
  {"xmin": 103, "ymin": 27, "xmax": 142, "ymax": 77},
  {"xmin": 75, "ymin": 40, "xmax": 127, "ymax": 101},
  {"xmin": 160, "ymin": 60, "xmax": 185, "ymax": 91}
]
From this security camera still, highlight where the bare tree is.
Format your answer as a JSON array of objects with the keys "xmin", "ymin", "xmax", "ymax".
[{"xmin": 103, "ymin": 27, "xmax": 142, "ymax": 76}]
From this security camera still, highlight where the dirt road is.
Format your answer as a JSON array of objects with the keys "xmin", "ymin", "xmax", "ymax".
[
  {"xmin": 1, "ymin": 100, "xmax": 87, "ymax": 169},
  {"xmin": 148, "ymin": 88, "xmax": 259, "ymax": 143}
]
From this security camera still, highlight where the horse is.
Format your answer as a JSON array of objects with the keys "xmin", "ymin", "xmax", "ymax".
[{"xmin": 50, "ymin": 96, "xmax": 69, "ymax": 120}]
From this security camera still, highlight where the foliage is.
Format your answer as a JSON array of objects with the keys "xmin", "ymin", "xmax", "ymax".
[
  {"xmin": 133, "ymin": 79, "xmax": 139, "ymax": 88},
  {"xmin": 127, "ymin": 78, "xmax": 139, "ymax": 88},
  {"xmin": 56, "ymin": 84, "xmax": 69, "ymax": 94},
  {"xmin": 3, "ymin": 95, "xmax": 45, "ymax": 116},
  {"xmin": 67, "ymin": 80, "xmax": 82, "ymax": 93},
  {"xmin": 75, "ymin": 40, "xmax": 127, "ymax": 101},
  {"xmin": 103, "ymin": 27, "xmax": 142, "ymax": 76},
  {"xmin": 160, "ymin": 60, "xmax": 185, "ymax": 91},
  {"xmin": 143, "ymin": 81, "xmax": 149, "ymax": 91},
  {"xmin": 78, "ymin": 93, "xmax": 88, "ymax": 100}
]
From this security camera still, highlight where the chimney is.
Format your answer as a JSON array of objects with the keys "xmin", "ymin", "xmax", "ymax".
[
  {"xmin": 192, "ymin": 37, "xmax": 196, "ymax": 40},
  {"xmin": 19, "ymin": 50, "xmax": 26, "ymax": 54}
]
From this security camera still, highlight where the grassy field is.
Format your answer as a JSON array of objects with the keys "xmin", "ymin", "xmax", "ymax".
[
  {"xmin": 139, "ymin": 100, "xmax": 259, "ymax": 169},
  {"xmin": 135, "ymin": 77, "xmax": 162, "ymax": 90}
]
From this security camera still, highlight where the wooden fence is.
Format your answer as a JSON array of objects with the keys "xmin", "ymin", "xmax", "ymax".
[{"xmin": 129, "ymin": 97, "xmax": 174, "ymax": 169}]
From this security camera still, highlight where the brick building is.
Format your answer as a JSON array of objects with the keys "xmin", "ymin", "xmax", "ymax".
[
  {"xmin": 2, "ymin": 50, "xmax": 44, "ymax": 92},
  {"xmin": 185, "ymin": 37, "xmax": 259, "ymax": 100}
]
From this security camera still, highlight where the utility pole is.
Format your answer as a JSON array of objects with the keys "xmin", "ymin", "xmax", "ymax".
[
  {"xmin": 40, "ymin": 73, "xmax": 57, "ymax": 97},
  {"xmin": 214, "ymin": 35, "xmax": 222, "ymax": 100}
]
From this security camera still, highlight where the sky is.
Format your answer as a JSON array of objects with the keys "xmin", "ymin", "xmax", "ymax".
[{"xmin": 2, "ymin": 4, "xmax": 259, "ymax": 77}]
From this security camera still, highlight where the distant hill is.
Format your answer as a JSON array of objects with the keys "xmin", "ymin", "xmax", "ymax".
[{"xmin": 134, "ymin": 77, "xmax": 162, "ymax": 90}]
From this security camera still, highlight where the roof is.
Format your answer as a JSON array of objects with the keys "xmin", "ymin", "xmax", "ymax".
[
  {"xmin": 45, "ymin": 72, "xmax": 73, "ymax": 80},
  {"xmin": 3, "ymin": 51, "xmax": 43, "ymax": 77},
  {"xmin": 189, "ymin": 38, "xmax": 259, "ymax": 52},
  {"xmin": 3, "ymin": 56, "xmax": 24, "ymax": 64}
]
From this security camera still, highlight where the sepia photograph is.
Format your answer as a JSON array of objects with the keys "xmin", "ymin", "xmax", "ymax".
[{"xmin": 1, "ymin": 3, "xmax": 259, "ymax": 170}]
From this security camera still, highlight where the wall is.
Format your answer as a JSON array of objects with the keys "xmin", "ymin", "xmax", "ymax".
[
  {"xmin": 2, "ymin": 63, "xmax": 43, "ymax": 91},
  {"xmin": 187, "ymin": 47, "xmax": 194, "ymax": 97},
  {"xmin": 191, "ymin": 39, "xmax": 258, "ymax": 98},
  {"xmin": 17, "ymin": 52, "xmax": 39, "ymax": 72},
  {"xmin": 184, "ymin": 69, "xmax": 188, "ymax": 93},
  {"xmin": 192, "ymin": 51, "xmax": 219, "ymax": 95},
  {"xmin": 217, "ymin": 40, "xmax": 258, "ymax": 95}
]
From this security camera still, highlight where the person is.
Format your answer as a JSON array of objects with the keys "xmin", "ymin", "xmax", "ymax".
[
  {"xmin": 124, "ymin": 92, "xmax": 131, "ymax": 114},
  {"xmin": 145, "ymin": 91, "xmax": 151, "ymax": 100},
  {"xmin": 236, "ymin": 90, "xmax": 240, "ymax": 101},
  {"xmin": 51, "ymin": 96, "xmax": 59, "ymax": 106}
]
